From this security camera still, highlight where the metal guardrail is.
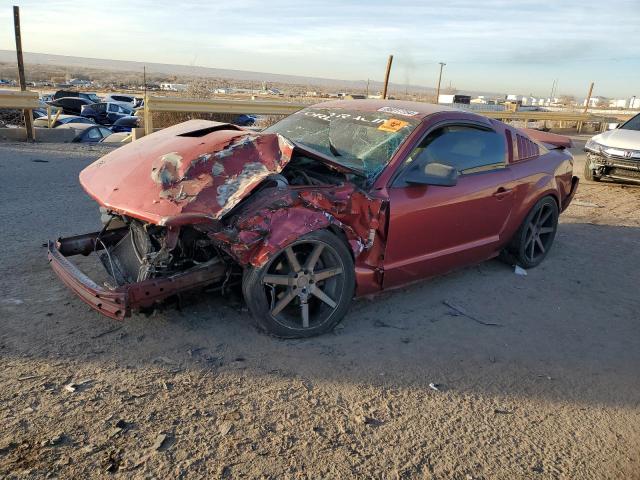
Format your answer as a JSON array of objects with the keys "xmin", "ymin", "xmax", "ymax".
[
  {"xmin": 479, "ymin": 111, "xmax": 628, "ymax": 133},
  {"xmin": 143, "ymin": 96, "xmax": 305, "ymax": 135},
  {"xmin": 0, "ymin": 90, "xmax": 39, "ymax": 109},
  {"xmin": 142, "ymin": 96, "xmax": 627, "ymax": 136},
  {"xmin": 1, "ymin": 90, "xmax": 630, "ymax": 140}
]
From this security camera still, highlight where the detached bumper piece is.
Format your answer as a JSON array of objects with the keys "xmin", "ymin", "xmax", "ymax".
[{"xmin": 47, "ymin": 229, "xmax": 226, "ymax": 320}]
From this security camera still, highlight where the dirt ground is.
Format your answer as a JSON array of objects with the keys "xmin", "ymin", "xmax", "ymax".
[{"xmin": 0, "ymin": 138, "xmax": 639, "ymax": 479}]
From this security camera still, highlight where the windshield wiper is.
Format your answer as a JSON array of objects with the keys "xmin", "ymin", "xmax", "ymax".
[
  {"xmin": 288, "ymin": 139, "xmax": 366, "ymax": 178},
  {"xmin": 328, "ymin": 139, "xmax": 342, "ymax": 157}
]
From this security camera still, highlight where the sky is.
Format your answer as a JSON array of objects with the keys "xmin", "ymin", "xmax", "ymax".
[{"xmin": 1, "ymin": 0, "xmax": 639, "ymax": 98}]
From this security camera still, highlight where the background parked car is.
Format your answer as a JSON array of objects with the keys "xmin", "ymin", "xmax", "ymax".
[
  {"xmin": 80, "ymin": 102, "xmax": 133, "ymax": 125},
  {"xmin": 48, "ymin": 97, "xmax": 95, "ymax": 115},
  {"xmin": 110, "ymin": 116, "xmax": 140, "ymax": 133},
  {"xmin": 33, "ymin": 114, "xmax": 96, "ymax": 128},
  {"xmin": 100, "ymin": 131, "xmax": 131, "ymax": 143},
  {"xmin": 57, "ymin": 123, "xmax": 113, "ymax": 143},
  {"xmin": 53, "ymin": 90, "xmax": 101, "ymax": 103},
  {"xmin": 584, "ymin": 112, "xmax": 640, "ymax": 184},
  {"xmin": 103, "ymin": 94, "xmax": 141, "ymax": 110},
  {"xmin": 234, "ymin": 114, "xmax": 257, "ymax": 126}
]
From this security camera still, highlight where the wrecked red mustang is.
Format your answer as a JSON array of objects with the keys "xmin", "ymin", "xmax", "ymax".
[{"xmin": 48, "ymin": 100, "xmax": 578, "ymax": 337}]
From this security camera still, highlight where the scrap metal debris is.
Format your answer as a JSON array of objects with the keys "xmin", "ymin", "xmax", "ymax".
[
  {"xmin": 572, "ymin": 200, "xmax": 603, "ymax": 208},
  {"xmin": 428, "ymin": 383, "xmax": 442, "ymax": 392},
  {"xmin": 443, "ymin": 300, "xmax": 502, "ymax": 327},
  {"xmin": 514, "ymin": 265, "xmax": 528, "ymax": 276},
  {"xmin": 90, "ymin": 326, "xmax": 123, "ymax": 339},
  {"xmin": 152, "ymin": 433, "xmax": 169, "ymax": 451}
]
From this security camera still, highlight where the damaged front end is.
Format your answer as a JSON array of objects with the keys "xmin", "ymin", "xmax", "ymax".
[
  {"xmin": 47, "ymin": 220, "xmax": 230, "ymax": 320},
  {"xmin": 49, "ymin": 120, "xmax": 387, "ymax": 319}
]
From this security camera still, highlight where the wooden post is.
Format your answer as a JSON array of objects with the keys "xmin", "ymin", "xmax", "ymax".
[
  {"xmin": 382, "ymin": 55, "xmax": 393, "ymax": 100},
  {"xmin": 13, "ymin": 6, "xmax": 34, "ymax": 141},
  {"xmin": 143, "ymin": 95, "xmax": 154, "ymax": 135},
  {"xmin": 583, "ymin": 82, "xmax": 594, "ymax": 114},
  {"xmin": 435, "ymin": 62, "xmax": 446, "ymax": 104}
]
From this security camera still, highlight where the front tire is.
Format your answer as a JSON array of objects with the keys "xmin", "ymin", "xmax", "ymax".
[
  {"xmin": 583, "ymin": 159, "xmax": 601, "ymax": 182},
  {"xmin": 242, "ymin": 230, "xmax": 355, "ymax": 338},
  {"xmin": 507, "ymin": 196, "xmax": 559, "ymax": 269}
]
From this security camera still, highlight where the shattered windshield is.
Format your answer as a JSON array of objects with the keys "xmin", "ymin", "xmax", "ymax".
[{"xmin": 265, "ymin": 107, "xmax": 420, "ymax": 182}]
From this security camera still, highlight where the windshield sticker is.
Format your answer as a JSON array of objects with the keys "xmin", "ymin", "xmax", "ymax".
[
  {"xmin": 302, "ymin": 110, "xmax": 387, "ymax": 124},
  {"xmin": 377, "ymin": 118, "xmax": 409, "ymax": 133},
  {"xmin": 377, "ymin": 106, "xmax": 419, "ymax": 116}
]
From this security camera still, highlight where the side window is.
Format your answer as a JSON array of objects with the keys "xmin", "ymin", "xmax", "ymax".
[
  {"xmin": 87, "ymin": 128, "xmax": 102, "ymax": 140},
  {"xmin": 99, "ymin": 127, "xmax": 112, "ymax": 137},
  {"xmin": 108, "ymin": 104, "xmax": 119, "ymax": 112},
  {"xmin": 412, "ymin": 125, "xmax": 506, "ymax": 174}
]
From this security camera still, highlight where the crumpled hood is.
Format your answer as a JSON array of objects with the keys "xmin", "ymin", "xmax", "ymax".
[
  {"xmin": 591, "ymin": 129, "xmax": 640, "ymax": 150},
  {"xmin": 80, "ymin": 120, "xmax": 294, "ymax": 225}
]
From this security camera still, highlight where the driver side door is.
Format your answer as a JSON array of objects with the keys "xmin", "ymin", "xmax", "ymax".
[{"xmin": 383, "ymin": 122, "xmax": 516, "ymax": 288}]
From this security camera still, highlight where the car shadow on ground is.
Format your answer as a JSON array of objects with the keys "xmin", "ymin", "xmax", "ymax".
[{"xmin": 3, "ymin": 222, "xmax": 639, "ymax": 409}]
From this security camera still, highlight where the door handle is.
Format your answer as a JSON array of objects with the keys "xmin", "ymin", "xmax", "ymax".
[{"xmin": 493, "ymin": 187, "xmax": 513, "ymax": 199}]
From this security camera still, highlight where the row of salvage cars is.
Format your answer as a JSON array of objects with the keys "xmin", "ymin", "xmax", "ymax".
[
  {"xmin": 33, "ymin": 115, "xmax": 139, "ymax": 143},
  {"xmin": 33, "ymin": 90, "xmax": 143, "ymax": 143},
  {"xmin": 48, "ymin": 100, "xmax": 578, "ymax": 337}
]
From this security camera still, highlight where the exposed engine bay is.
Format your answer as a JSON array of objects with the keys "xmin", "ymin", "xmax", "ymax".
[{"xmin": 98, "ymin": 154, "xmax": 354, "ymax": 288}]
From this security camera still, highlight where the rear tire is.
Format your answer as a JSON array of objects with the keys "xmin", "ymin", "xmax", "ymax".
[
  {"xmin": 242, "ymin": 230, "xmax": 355, "ymax": 338},
  {"xmin": 507, "ymin": 196, "xmax": 559, "ymax": 269}
]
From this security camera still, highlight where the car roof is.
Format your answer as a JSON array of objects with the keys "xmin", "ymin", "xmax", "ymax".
[
  {"xmin": 114, "ymin": 116, "xmax": 138, "ymax": 124},
  {"xmin": 57, "ymin": 123, "xmax": 97, "ymax": 130},
  {"xmin": 55, "ymin": 97, "xmax": 92, "ymax": 102},
  {"xmin": 310, "ymin": 99, "xmax": 459, "ymax": 120}
]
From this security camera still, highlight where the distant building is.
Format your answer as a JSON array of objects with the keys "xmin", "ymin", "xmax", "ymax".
[
  {"xmin": 160, "ymin": 83, "xmax": 187, "ymax": 92},
  {"xmin": 608, "ymin": 97, "xmax": 640, "ymax": 109},
  {"xmin": 438, "ymin": 94, "xmax": 471, "ymax": 104},
  {"xmin": 582, "ymin": 96, "xmax": 607, "ymax": 107},
  {"xmin": 305, "ymin": 91, "xmax": 319, "ymax": 97}
]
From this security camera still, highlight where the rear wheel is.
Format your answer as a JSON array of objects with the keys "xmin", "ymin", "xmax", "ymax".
[
  {"xmin": 507, "ymin": 196, "xmax": 559, "ymax": 269},
  {"xmin": 242, "ymin": 230, "xmax": 355, "ymax": 338}
]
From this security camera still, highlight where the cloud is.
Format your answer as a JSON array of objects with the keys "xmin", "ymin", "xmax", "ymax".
[{"xmin": 2, "ymin": 0, "xmax": 639, "ymax": 96}]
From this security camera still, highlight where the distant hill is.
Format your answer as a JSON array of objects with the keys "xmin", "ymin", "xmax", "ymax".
[{"xmin": 0, "ymin": 50, "xmax": 436, "ymax": 94}]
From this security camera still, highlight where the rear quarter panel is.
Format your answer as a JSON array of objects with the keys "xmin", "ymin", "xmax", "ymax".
[{"xmin": 501, "ymin": 147, "xmax": 574, "ymax": 245}]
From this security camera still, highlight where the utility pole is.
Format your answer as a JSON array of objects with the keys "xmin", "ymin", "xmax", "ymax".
[
  {"xmin": 13, "ymin": 6, "xmax": 33, "ymax": 141},
  {"xmin": 583, "ymin": 81, "xmax": 594, "ymax": 114},
  {"xmin": 366, "ymin": 78, "xmax": 370, "ymax": 97},
  {"xmin": 435, "ymin": 62, "xmax": 446, "ymax": 104},
  {"xmin": 382, "ymin": 55, "xmax": 393, "ymax": 100}
]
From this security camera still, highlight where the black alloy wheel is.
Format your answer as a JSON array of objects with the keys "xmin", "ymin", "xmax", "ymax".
[
  {"xmin": 242, "ymin": 230, "xmax": 355, "ymax": 338},
  {"xmin": 508, "ymin": 196, "xmax": 559, "ymax": 268}
]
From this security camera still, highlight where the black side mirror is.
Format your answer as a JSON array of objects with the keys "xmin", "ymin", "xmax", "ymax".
[{"xmin": 404, "ymin": 162, "xmax": 458, "ymax": 187}]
